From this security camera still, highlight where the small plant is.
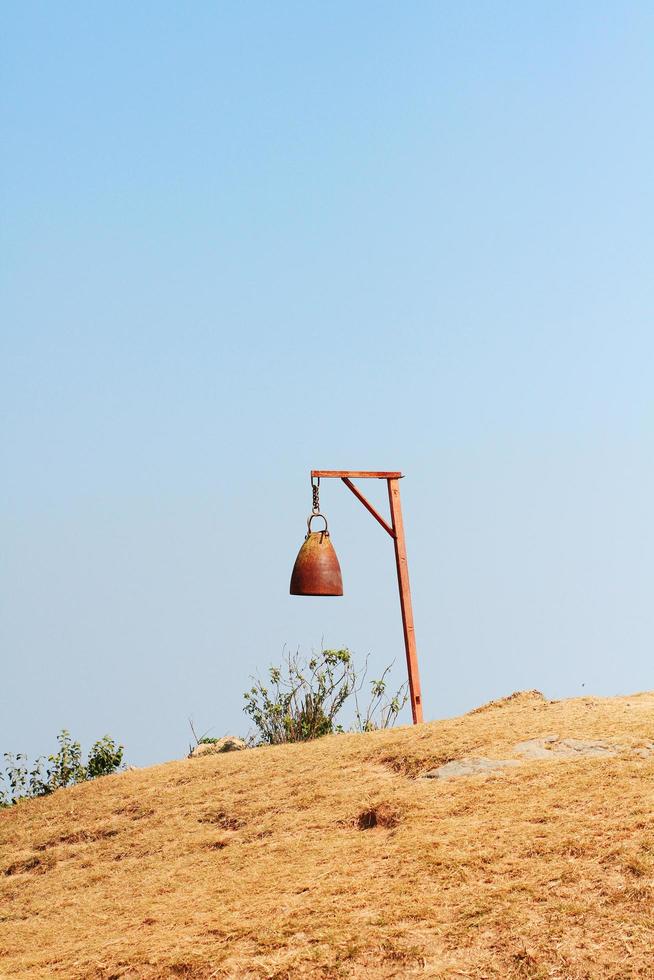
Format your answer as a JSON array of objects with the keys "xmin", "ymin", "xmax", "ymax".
[
  {"xmin": 0, "ymin": 731, "xmax": 125, "ymax": 807},
  {"xmin": 353, "ymin": 663, "xmax": 409, "ymax": 733},
  {"xmin": 243, "ymin": 648, "xmax": 408, "ymax": 745},
  {"xmin": 1, "ymin": 752, "xmax": 53, "ymax": 805},
  {"xmin": 47, "ymin": 730, "xmax": 86, "ymax": 790},
  {"xmin": 1, "ymin": 754, "xmax": 29, "ymax": 803},
  {"xmin": 86, "ymin": 735, "xmax": 124, "ymax": 779}
]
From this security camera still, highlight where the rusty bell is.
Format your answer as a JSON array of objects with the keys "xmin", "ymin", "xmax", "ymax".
[{"xmin": 289, "ymin": 514, "xmax": 343, "ymax": 596}]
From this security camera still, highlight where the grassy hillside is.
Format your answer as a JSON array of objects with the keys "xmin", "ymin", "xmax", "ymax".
[{"xmin": 2, "ymin": 691, "xmax": 654, "ymax": 979}]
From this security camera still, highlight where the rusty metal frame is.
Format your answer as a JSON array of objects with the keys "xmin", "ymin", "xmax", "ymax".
[{"xmin": 310, "ymin": 470, "xmax": 424, "ymax": 724}]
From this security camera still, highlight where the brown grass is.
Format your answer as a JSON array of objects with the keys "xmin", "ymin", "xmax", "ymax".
[{"xmin": 1, "ymin": 690, "xmax": 654, "ymax": 978}]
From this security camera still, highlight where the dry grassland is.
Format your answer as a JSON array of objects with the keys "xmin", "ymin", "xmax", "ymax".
[{"xmin": 2, "ymin": 691, "xmax": 654, "ymax": 979}]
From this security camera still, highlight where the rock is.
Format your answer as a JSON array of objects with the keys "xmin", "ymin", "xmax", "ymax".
[
  {"xmin": 513, "ymin": 736, "xmax": 622, "ymax": 759},
  {"xmin": 421, "ymin": 757, "xmax": 522, "ymax": 779},
  {"xmin": 189, "ymin": 737, "xmax": 247, "ymax": 758},
  {"xmin": 420, "ymin": 736, "xmax": 654, "ymax": 780}
]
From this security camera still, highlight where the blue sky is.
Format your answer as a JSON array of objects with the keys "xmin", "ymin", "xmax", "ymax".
[{"xmin": 2, "ymin": 2, "xmax": 653, "ymax": 766}]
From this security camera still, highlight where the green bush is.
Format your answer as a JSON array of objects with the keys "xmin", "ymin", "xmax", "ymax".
[
  {"xmin": 243, "ymin": 648, "xmax": 408, "ymax": 746},
  {"xmin": 0, "ymin": 731, "xmax": 124, "ymax": 807},
  {"xmin": 46, "ymin": 730, "xmax": 86, "ymax": 789},
  {"xmin": 86, "ymin": 735, "xmax": 124, "ymax": 779}
]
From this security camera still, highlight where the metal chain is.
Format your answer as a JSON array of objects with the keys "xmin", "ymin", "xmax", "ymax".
[{"xmin": 311, "ymin": 478, "xmax": 320, "ymax": 514}]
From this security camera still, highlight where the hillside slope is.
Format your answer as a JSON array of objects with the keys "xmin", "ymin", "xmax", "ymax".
[{"xmin": 2, "ymin": 691, "xmax": 654, "ymax": 979}]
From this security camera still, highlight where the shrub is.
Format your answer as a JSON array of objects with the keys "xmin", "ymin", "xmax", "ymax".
[
  {"xmin": 243, "ymin": 648, "xmax": 408, "ymax": 746},
  {"xmin": 86, "ymin": 735, "xmax": 124, "ymax": 779},
  {"xmin": 0, "ymin": 730, "xmax": 125, "ymax": 806},
  {"xmin": 47, "ymin": 729, "xmax": 86, "ymax": 789}
]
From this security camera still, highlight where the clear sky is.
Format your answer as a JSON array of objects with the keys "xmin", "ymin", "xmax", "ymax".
[{"xmin": 2, "ymin": 3, "xmax": 653, "ymax": 767}]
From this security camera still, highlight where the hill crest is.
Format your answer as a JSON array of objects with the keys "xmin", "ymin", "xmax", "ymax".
[{"xmin": 2, "ymin": 690, "xmax": 654, "ymax": 978}]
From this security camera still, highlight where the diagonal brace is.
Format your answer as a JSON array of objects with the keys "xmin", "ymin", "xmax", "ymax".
[{"xmin": 341, "ymin": 478, "xmax": 395, "ymax": 538}]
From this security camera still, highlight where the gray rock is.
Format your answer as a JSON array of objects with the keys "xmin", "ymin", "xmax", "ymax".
[
  {"xmin": 513, "ymin": 736, "xmax": 621, "ymax": 759},
  {"xmin": 421, "ymin": 736, "xmax": 654, "ymax": 781},
  {"xmin": 422, "ymin": 757, "xmax": 522, "ymax": 779}
]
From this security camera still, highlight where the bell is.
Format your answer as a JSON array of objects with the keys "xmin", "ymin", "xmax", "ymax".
[{"xmin": 290, "ymin": 514, "xmax": 343, "ymax": 596}]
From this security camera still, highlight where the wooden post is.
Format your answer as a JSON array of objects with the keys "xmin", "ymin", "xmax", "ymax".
[
  {"xmin": 387, "ymin": 478, "xmax": 423, "ymax": 724},
  {"xmin": 309, "ymin": 470, "xmax": 424, "ymax": 724}
]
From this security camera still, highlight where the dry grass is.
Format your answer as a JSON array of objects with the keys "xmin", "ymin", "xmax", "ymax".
[{"xmin": 2, "ymin": 690, "xmax": 654, "ymax": 978}]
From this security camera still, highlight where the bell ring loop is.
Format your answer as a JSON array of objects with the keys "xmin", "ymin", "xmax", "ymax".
[{"xmin": 306, "ymin": 512, "xmax": 329, "ymax": 536}]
